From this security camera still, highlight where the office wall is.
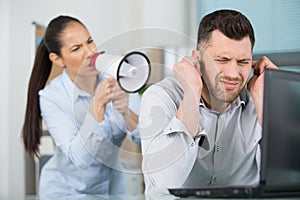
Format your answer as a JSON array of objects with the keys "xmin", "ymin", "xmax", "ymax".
[
  {"xmin": 0, "ymin": 0, "xmax": 10, "ymax": 198},
  {"xmin": 0, "ymin": 0, "xmax": 194, "ymax": 198}
]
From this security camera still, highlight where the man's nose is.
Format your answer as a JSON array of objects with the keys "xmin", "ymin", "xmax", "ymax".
[{"xmin": 223, "ymin": 61, "xmax": 240, "ymax": 78}]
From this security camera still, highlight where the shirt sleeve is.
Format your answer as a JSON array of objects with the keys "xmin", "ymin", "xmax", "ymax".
[
  {"xmin": 39, "ymin": 94, "xmax": 121, "ymax": 170},
  {"xmin": 139, "ymin": 84, "xmax": 199, "ymax": 194},
  {"xmin": 109, "ymin": 92, "xmax": 142, "ymax": 147},
  {"xmin": 127, "ymin": 93, "xmax": 142, "ymax": 146}
]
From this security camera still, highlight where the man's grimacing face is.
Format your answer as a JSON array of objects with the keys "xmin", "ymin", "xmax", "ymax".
[{"xmin": 200, "ymin": 30, "xmax": 253, "ymax": 105}]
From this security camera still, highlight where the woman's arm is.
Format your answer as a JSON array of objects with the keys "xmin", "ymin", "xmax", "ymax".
[{"xmin": 40, "ymin": 89, "xmax": 120, "ymax": 170}]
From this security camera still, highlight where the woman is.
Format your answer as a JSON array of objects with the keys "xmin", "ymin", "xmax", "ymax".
[{"xmin": 22, "ymin": 15, "xmax": 141, "ymax": 196}]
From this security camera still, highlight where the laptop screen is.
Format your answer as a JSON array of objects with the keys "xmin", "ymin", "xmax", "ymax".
[{"xmin": 261, "ymin": 69, "xmax": 300, "ymax": 191}]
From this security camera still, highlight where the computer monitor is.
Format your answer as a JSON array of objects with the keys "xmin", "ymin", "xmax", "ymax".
[{"xmin": 261, "ymin": 68, "xmax": 300, "ymax": 192}]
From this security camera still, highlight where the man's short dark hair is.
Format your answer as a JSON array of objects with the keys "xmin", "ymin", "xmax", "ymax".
[{"xmin": 197, "ymin": 9, "xmax": 255, "ymax": 50}]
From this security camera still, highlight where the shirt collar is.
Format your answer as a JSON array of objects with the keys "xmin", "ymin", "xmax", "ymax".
[
  {"xmin": 62, "ymin": 70, "xmax": 76, "ymax": 100},
  {"xmin": 62, "ymin": 70, "xmax": 106, "ymax": 100},
  {"xmin": 199, "ymin": 88, "xmax": 248, "ymax": 112}
]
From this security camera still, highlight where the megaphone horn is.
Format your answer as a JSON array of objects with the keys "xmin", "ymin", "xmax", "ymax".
[{"xmin": 90, "ymin": 51, "xmax": 151, "ymax": 93}]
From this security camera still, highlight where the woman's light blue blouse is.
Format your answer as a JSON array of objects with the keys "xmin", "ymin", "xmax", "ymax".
[{"xmin": 38, "ymin": 70, "xmax": 141, "ymax": 195}]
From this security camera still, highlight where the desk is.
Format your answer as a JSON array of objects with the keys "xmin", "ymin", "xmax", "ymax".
[{"xmin": 24, "ymin": 194, "xmax": 300, "ymax": 200}]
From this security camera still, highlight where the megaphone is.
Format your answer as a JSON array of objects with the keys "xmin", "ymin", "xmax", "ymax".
[{"xmin": 90, "ymin": 51, "xmax": 151, "ymax": 93}]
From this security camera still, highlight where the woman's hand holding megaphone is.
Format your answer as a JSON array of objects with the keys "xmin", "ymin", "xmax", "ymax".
[
  {"xmin": 112, "ymin": 85, "xmax": 129, "ymax": 115},
  {"xmin": 89, "ymin": 75, "xmax": 138, "ymax": 130},
  {"xmin": 89, "ymin": 77, "xmax": 116, "ymax": 122},
  {"xmin": 112, "ymin": 85, "xmax": 138, "ymax": 131}
]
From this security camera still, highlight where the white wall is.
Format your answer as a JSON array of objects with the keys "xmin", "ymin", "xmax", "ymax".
[
  {"xmin": 0, "ymin": 0, "xmax": 195, "ymax": 198},
  {"xmin": 0, "ymin": 0, "xmax": 11, "ymax": 199}
]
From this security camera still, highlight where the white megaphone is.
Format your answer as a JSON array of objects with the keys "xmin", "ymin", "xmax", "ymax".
[{"xmin": 90, "ymin": 51, "xmax": 151, "ymax": 93}]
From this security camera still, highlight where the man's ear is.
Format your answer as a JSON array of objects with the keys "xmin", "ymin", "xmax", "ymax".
[
  {"xmin": 49, "ymin": 53, "xmax": 65, "ymax": 68},
  {"xmin": 192, "ymin": 50, "xmax": 201, "ymax": 60}
]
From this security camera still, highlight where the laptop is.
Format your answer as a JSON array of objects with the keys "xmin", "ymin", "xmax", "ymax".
[{"xmin": 169, "ymin": 69, "xmax": 300, "ymax": 198}]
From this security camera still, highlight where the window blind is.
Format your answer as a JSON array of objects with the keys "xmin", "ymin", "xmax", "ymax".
[{"xmin": 195, "ymin": 0, "xmax": 300, "ymax": 54}]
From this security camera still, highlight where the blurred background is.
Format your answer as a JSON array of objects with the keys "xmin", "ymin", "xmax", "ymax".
[{"xmin": 0, "ymin": 0, "xmax": 299, "ymax": 198}]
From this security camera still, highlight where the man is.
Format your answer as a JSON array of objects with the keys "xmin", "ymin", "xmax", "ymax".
[{"xmin": 139, "ymin": 9, "xmax": 278, "ymax": 194}]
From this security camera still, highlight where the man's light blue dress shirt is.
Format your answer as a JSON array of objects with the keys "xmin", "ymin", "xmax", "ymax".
[{"xmin": 38, "ymin": 70, "xmax": 141, "ymax": 195}]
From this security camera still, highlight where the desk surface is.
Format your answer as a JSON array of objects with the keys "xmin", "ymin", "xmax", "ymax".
[{"xmin": 24, "ymin": 194, "xmax": 300, "ymax": 200}]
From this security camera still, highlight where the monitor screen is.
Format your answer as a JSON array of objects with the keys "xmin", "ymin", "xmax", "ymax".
[{"xmin": 261, "ymin": 69, "xmax": 300, "ymax": 191}]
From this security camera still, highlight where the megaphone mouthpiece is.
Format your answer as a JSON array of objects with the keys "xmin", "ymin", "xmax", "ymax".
[{"xmin": 90, "ymin": 51, "xmax": 105, "ymax": 70}]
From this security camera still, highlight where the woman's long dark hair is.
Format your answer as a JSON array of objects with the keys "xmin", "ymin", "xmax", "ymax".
[{"xmin": 22, "ymin": 15, "xmax": 83, "ymax": 158}]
